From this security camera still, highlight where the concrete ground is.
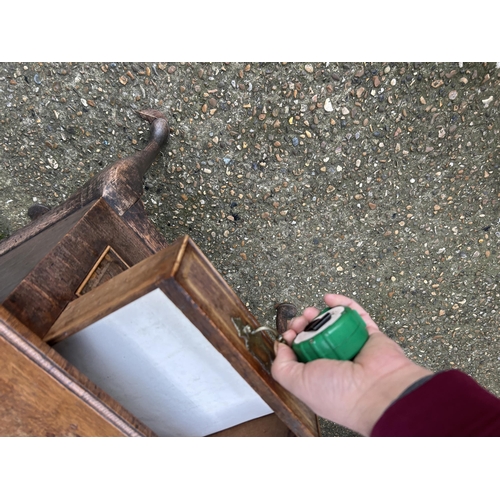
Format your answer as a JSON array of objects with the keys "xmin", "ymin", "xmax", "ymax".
[{"xmin": 0, "ymin": 62, "xmax": 499, "ymax": 436}]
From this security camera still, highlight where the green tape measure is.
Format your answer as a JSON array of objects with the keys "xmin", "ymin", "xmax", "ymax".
[{"xmin": 292, "ymin": 306, "xmax": 369, "ymax": 362}]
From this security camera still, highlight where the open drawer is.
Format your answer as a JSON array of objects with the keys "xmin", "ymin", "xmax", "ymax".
[{"xmin": 45, "ymin": 236, "xmax": 320, "ymax": 437}]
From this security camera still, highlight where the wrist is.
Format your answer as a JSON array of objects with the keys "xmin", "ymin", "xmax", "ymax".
[{"xmin": 355, "ymin": 362, "xmax": 433, "ymax": 436}]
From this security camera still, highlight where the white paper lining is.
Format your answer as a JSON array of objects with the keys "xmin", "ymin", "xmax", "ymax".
[{"xmin": 54, "ymin": 289, "xmax": 272, "ymax": 436}]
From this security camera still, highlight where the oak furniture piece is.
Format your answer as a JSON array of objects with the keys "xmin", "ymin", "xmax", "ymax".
[{"xmin": 0, "ymin": 110, "xmax": 319, "ymax": 437}]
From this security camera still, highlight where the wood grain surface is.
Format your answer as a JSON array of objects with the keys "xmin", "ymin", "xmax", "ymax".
[
  {"xmin": 208, "ymin": 414, "xmax": 293, "ymax": 437},
  {"xmin": 2, "ymin": 199, "xmax": 157, "ymax": 338}
]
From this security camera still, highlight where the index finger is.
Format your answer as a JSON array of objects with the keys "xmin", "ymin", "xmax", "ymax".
[
  {"xmin": 323, "ymin": 294, "xmax": 381, "ymax": 335},
  {"xmin": 288, "ymin": 307, "xmax": 320, "ymax": 333}
]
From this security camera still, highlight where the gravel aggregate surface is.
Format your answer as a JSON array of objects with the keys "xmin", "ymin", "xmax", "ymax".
[{"xmin": 1, "ymin": 62, "xmax": 499, "ymax": 436}]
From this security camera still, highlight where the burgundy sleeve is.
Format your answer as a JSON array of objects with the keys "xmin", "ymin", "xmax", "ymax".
[{"xmin": 371, "ymin": 370, "xmax": 500, "ymax": 436}]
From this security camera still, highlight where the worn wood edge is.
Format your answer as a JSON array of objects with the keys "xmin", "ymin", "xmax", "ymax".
[
  {"xmin": 44, "ymin": 236, "xmax": 189, "ymax": 344},
  {"xmin": 121, "ymin": 199, "xmax": 170, "ymax": 253},
  {"xmin": 158, "ymin": 275, "xmax": 319, "ymax": 437},
  {"xmin": 175, "ymin": 238, "xmax": 260, "ymax": 328},
  {"xmin": 0, "ymin": 306, "xmax": 153, "ymax": 437},
  {"xmin": 207, "ymin": 413, "xmax": 293, "ymax": 437},
  {"xmin": 171, "ymin": 239, "xmax": 321, "ymax": 436},
  {"xmin": 0, "ymin": 198, "xmax": 97, "ymax": 257},
  {"xmin": 170, "ymin": 235, "xmax": 190, "ymax": 276}
]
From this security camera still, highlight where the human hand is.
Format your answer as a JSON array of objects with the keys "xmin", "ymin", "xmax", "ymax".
[{"xmin": 271, "ymin": 294, "xmax": 433, "ymax": 435}]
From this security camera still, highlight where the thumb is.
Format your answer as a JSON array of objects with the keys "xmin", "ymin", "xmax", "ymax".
[
  {"xmin": 271, "ymin": 341, "xmax": 304, "ymax": 389},
  {"xmin": 274, "ymin": 340, "xmax": 297, "ymax": 362}
]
